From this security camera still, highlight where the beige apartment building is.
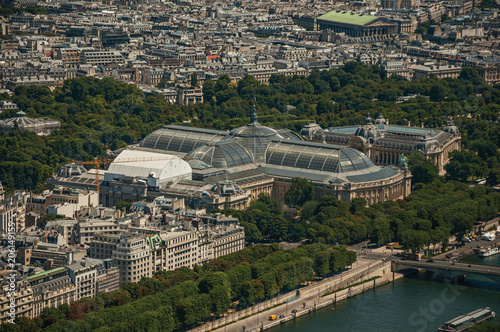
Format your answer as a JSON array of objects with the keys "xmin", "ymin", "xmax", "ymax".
[
  {"xmin": 0, "ymin": 275, "xmax": 33, "ymax": 323},
  {"xmin": 67, "ymin": 261, "xmax": 97, "ymax": 301},
  {"xmin": 112, "ymin": 234, "xmax": 152, "ymax": 285},
  {"xmin": 28, "ymin": 267, "xmax": 75, "ymax": 317},
  {"xmin": 411, "ymin": 64, "xmax": 462, "ymax": 80}
]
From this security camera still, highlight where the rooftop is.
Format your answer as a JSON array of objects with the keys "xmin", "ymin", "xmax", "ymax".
[{"xmin": 27, "ymin": 267, "xmax": 67, "ymax": 281}]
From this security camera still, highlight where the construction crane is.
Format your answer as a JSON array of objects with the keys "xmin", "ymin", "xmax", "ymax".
[
  {"xmin": 71, "ymin": 158, "xmax": 114, "ymax": 206},
  {"xmin": 72, "ymin": 155, "xmax": 187, "ymax": 206}
]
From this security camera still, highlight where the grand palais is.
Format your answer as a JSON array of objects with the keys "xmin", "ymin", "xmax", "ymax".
[{"xmin": 49, "ymin": 111, "xmax": 460, "ymax": 210}]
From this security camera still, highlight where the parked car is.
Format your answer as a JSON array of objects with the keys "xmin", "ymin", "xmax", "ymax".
[{"xmin": 426, "ymin": 259, "xmax": 434, "ymax": 263}]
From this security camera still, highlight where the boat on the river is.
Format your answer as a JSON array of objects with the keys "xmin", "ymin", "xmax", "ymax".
[
  {"xmin": 478, "ymin": 247, "xmax": 500, "ymax": 258},
  {"xmin": 438, "ymin": 307, "xmax": 495, "ymax": 331}
]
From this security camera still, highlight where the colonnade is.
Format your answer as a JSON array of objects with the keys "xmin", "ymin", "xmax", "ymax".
[
  {"xmin": 318, "ymin": 24, "xmax": 396, "ymax": 37},
  {"xmin": 376, "ymin": 151, "xmax": 401, "ymax": 165}
]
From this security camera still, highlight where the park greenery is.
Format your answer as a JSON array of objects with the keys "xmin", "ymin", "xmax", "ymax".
[
  {"xmin": 0, "ymin": 63, "xmax": 499, "ymax": 190},
  {"xmin": 0, "ymin": 7, "xmax": 47, "ymax": 16},
  {"xmin": 0, "ymin": 243, "xmax": 355, "ymax": 332}
]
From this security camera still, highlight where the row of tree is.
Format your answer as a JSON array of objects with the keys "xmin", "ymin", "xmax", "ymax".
[{"xmin": 0, "ymin": 244, "xmax": 355, "ymax": 332}]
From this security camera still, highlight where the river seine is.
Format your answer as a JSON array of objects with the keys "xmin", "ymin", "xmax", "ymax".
[{"xmin": 270, "ymin": 256, "xmax": 500, "ymax": 332}]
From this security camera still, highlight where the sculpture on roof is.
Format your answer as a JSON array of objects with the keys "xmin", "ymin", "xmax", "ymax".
[{"xmin": 399, "ymin": 154, "xmax": 409, "ymax": 169}]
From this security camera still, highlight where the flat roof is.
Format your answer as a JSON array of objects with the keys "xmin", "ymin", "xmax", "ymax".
[{"xmin": 317, "ymin": 11, "xmax": 377, "ymax": 26}]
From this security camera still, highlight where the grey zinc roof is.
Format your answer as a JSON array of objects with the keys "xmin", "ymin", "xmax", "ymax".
[
  {"xmin": 259, "ymin": 166, "xmax": 332, "ymax": 183},
  {"xmin": 346, "ymin": 167, "xmax": 398, "ymax": 183}
]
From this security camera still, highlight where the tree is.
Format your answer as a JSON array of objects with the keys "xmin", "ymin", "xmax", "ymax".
[
  {"xmin": 202, "ymin": 79, "xmax": 216, "ymax": 102},
  {"xmin": 190, "ymin": 73, "xmax": 198, "ymax": 87},
  {"xmin": 430, "ymin": 84, "xmax": 446, "ymax": 102},
  {"xmin": 314, "ymin": 250, "xmax": 331, "ymax": 277},
  {"xmin": 408, "ymin": 153, "xmax": 439, "ymax": 185},
  {"xmin": 284, "ymin": 177, "xmax": 315, "ymax": 207},
  {"xmin": 349, "ymin": 197, "xmax": 366, "ymax": 214},
  {"xmin": 446, "ymin": 150, "xmax": 488, "ymax": 182},
  {"xmin": 115, "ymin": 201, "xmax": 131, "ymax": 213},
  {"xmin": 240, "ymin": 222, "xmax": 262, "ymax": 243},
  {"xmin": 401, "ymin": 229, "xmax": 430, "ymax": 253},
  {"xmin": 370, "ymin": 218, "xmax": 394, "ymax": 245},
  {"xmin": 469, "ymin": 139, "xmax": 499, "ymax": 160}
]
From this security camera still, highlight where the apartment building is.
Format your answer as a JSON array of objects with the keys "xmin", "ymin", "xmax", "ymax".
[
  {"xmin": 73, "ymin": 219, "xmax": 122, "ymax": 245},
  {"xmin": 381, "ymin": 0, "xmax": 402, "ymax": 10},
  {"xmin": 160, "ymin": 231, "xmax": 199, "ymax": 271},
  {"xmin": 0, "ymin": 205, "xmax": 16, "ymax": 234},
  {"xmin": 212, "ymin": 224, "xmax": 245, "ymax": 258},
  {"xmin": 80, "ymin": 50, "xmax": 124, "ymax": 65},
  {"xmin": 44, "ymin": 219, "xmax": 78, "ymax": 245},
  {"xmin": 90, "ymin": 220, "xmax": 245, "ymax": 275},
  {"xmin": 177, "ymin": 85, "xmax": 204, "ymax": 106},
  {"xmin": 26, "ymin": 194, "xmax": 49, "ymax": 217},
  {"xmin": 276, "ymin": 46, "xmax": 308, "ymax": 61},
  {"xmin": 382, "ymin": 59, "xmax": 411, "ymax": 80},
  {"xmin": 247, "ymin": 67, "xmax": 309, "ymax": 85},
  {"xmin": 28, "ymin": 267, "xmax": 75, "ymax": 317},
  {"xmin": 411, "ymin": 64, "xmax": 462, "ymax": 80},
  {"xmin": 0, "ymin": 274, "xmax": 33, "ymax": 323},
  {"xmin": 48, "ymin": 188, "xmax": 96, "ymax": 206},
  {"xmin": 57, "ymin": 48, "xmax": 79, "ymax": 67},
  {"xmin": 142, "ymin": 68, "xmax": 165, "ymax": 86},
  {"xmin": 111, "ymin": 234, "xmax": 152, "ymax": 285},
  {"xmin": 95, "ymin": 259, "xmax": 120, "ymax": 293},
  {"xmin": 89, "ymin": 233, "xmax": 121, "ymax": 260},
  {"xmin": 66, "ymin": 260, "xmax": 98, "ymax": 301},
  {"xmin": 47, "ymin": 188, "xmax": 99, "ymax": 218},
  {"xmin": 30, "ymin": 246, "xmax": 86, "ymax": 268}
]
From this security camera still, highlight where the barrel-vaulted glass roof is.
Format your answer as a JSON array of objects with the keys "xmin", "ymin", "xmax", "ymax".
[
  {"xmin": 266, "ymin": 141, "xmax": 374, "ymax": 173},
  {"xmin": 140, "ymin": 125, "xmax": 228, "ymax": 153}
]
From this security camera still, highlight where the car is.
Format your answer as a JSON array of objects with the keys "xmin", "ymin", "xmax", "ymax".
[
  {"xmin": 291, "ymin": 309, "xmax": 298, "ymax": 314},
  {"xmin": 451, "ymin": 262, "xmax": 455, "ymax": 265},
  {"xmin": 468, "ymin": 264, "xmax": 472, "ymax": 267},
  {"xmin": 477, "ymin": 245, "xmax": 484, "ymax": 249},
  {"xmin": 426, "ymin": 259, "xmax": 434, "ymax": 263},
  {"xmin": 279, "ymin": 315, "xmax": 285, "ymax": 319}
]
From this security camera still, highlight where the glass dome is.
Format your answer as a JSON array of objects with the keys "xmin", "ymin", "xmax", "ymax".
[
  {"xmin": 57, "ymin": 163, "xmax": 88, "ymax": 177},
  {"xmin": 187, "ymin": 140, "xmax": 254, "ymax": 169},
  {"xmin": 221, "ymin": 110, "xmax": 283, "ymax": 163}
]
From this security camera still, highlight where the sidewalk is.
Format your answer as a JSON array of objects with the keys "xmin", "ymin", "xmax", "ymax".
[{"xmin": 189, "ymin": 259, "xmax": 389, "ymax": 332}]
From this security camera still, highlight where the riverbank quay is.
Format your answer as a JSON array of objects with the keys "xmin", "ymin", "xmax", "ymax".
[{"xmin": 187, "ymin": 259, "xmax": 402, "ymax": 332}]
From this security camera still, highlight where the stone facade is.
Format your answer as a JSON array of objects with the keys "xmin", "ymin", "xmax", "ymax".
[{"xmin": 300, "ymin": 115, "xmax": 461, "ymax": 176}]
